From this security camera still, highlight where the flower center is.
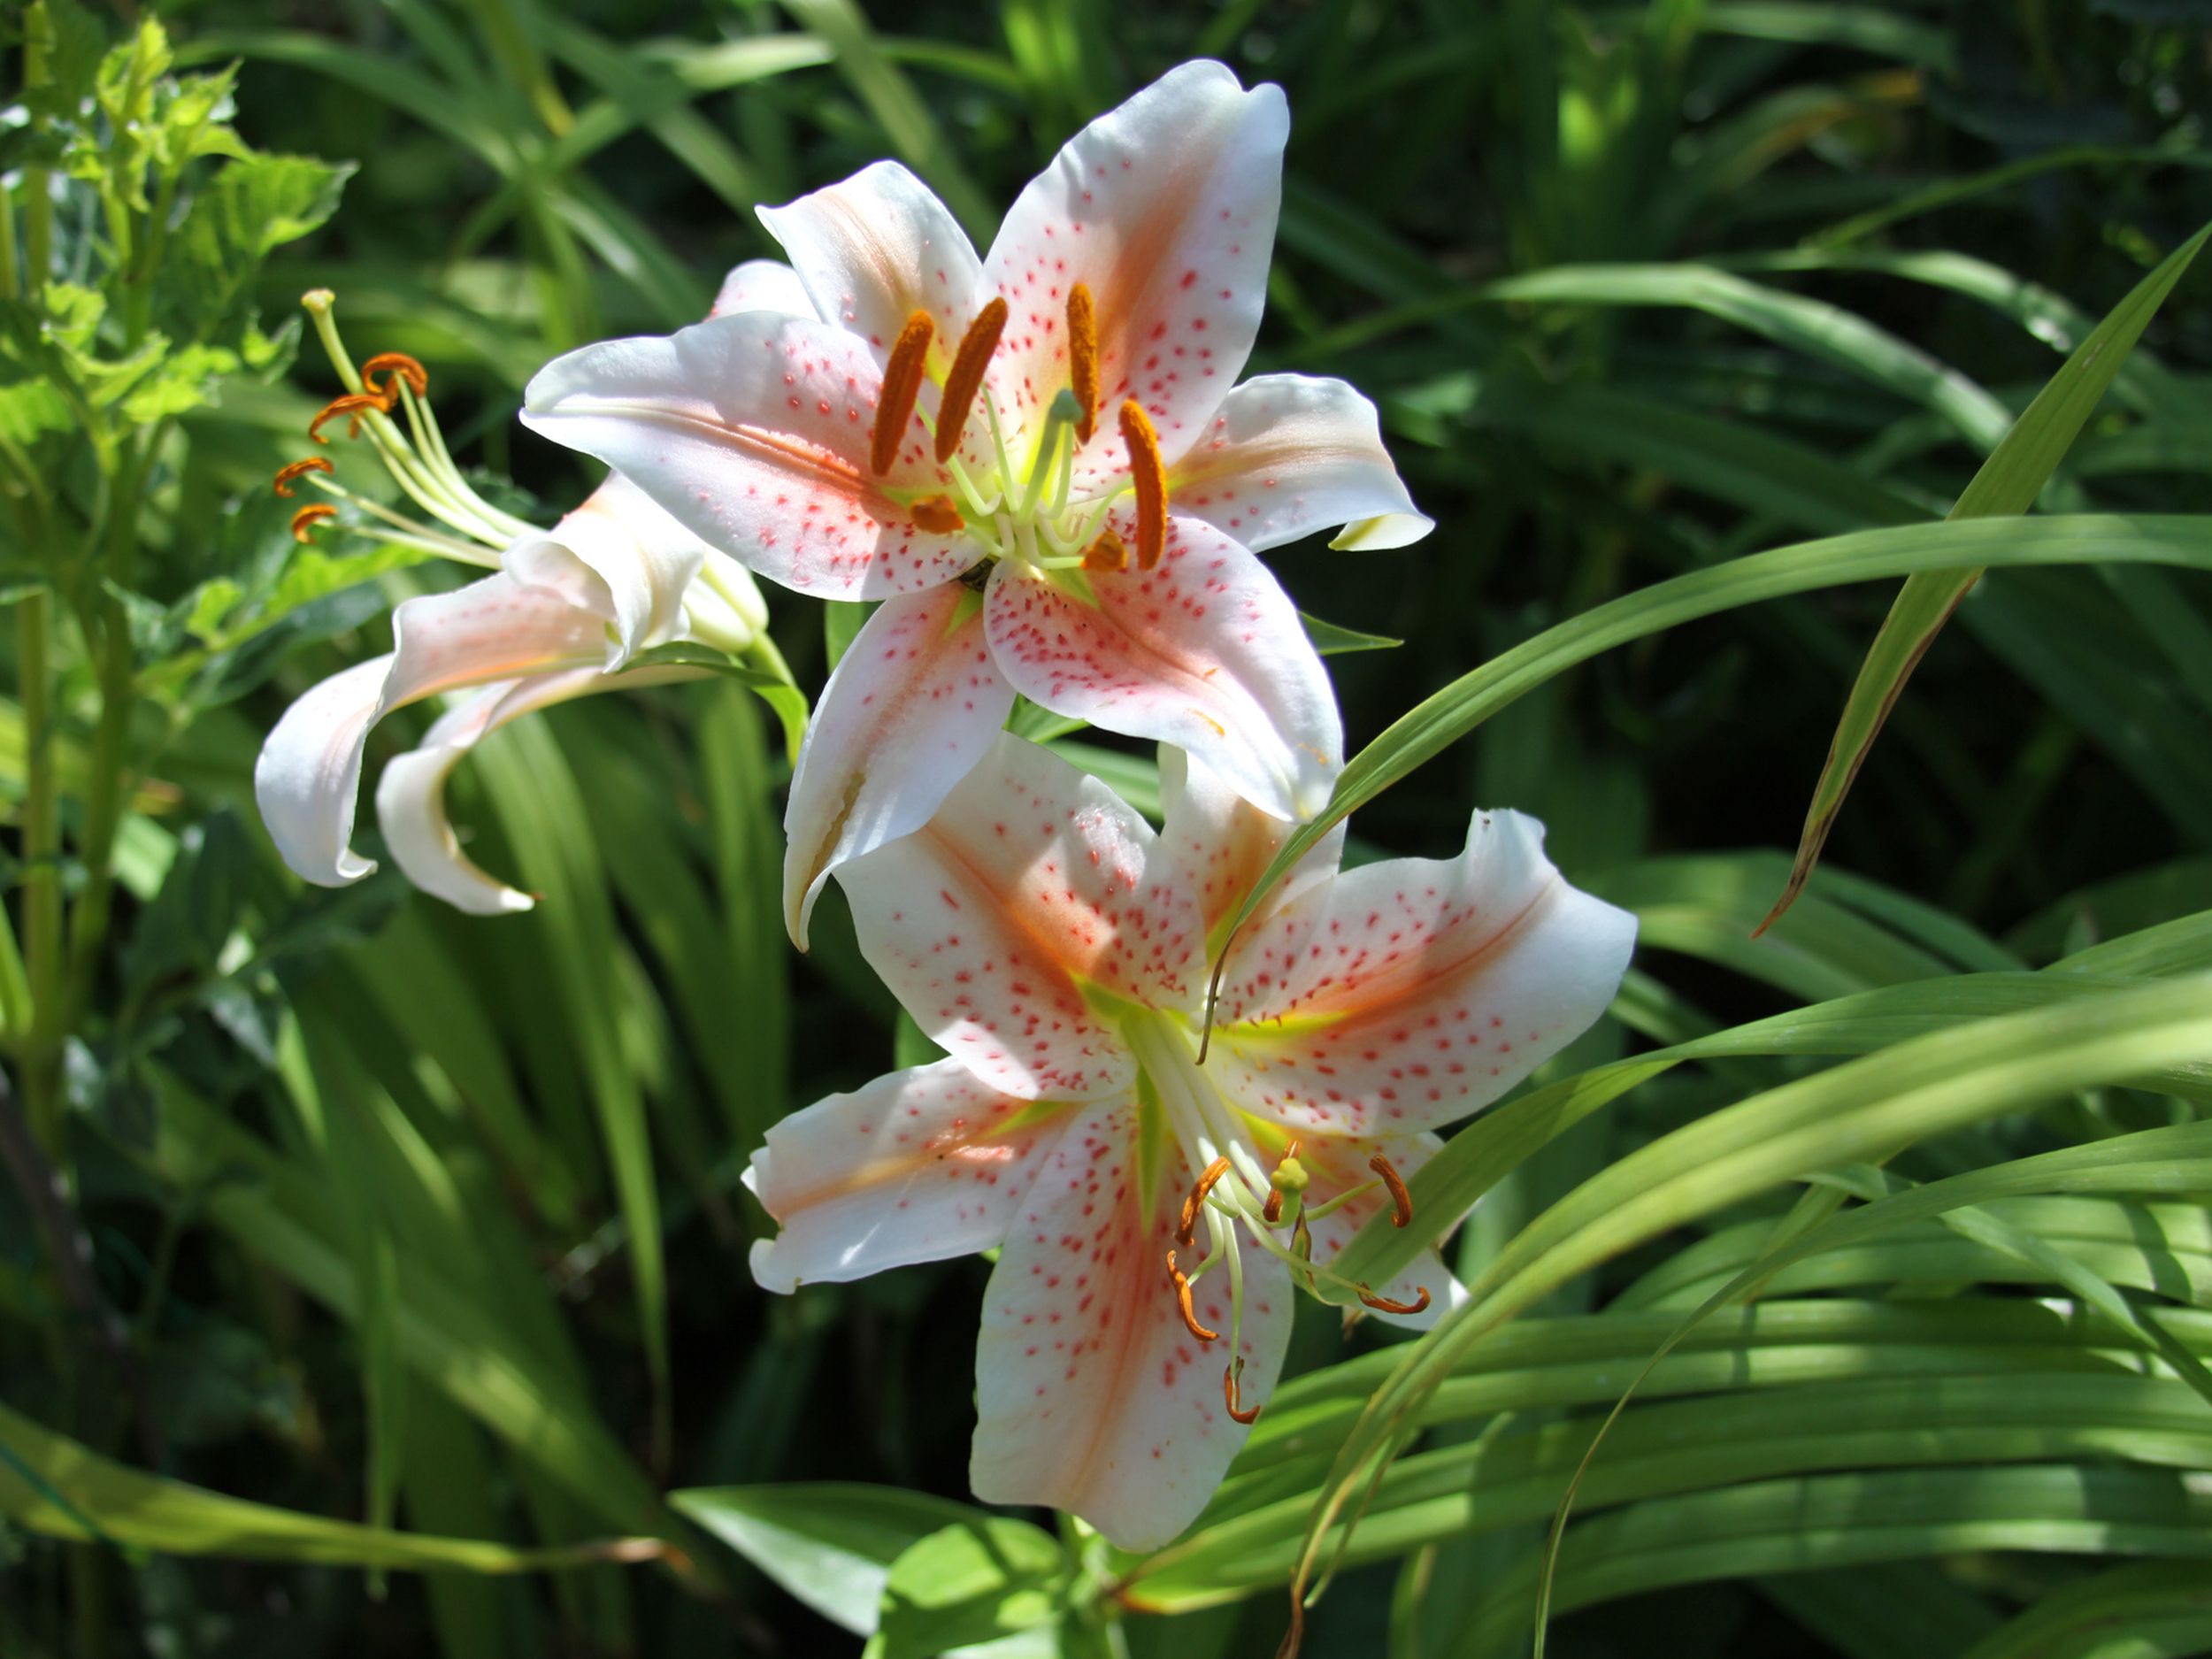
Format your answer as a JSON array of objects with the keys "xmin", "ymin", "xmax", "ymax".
[
  {"xmin": 1118, "ymin": 1009, "xmax": 1425, "ymax": 1425},
  {"xmin": 868, "ymin": 282, "xmax": 1166, "ymax": 581}
]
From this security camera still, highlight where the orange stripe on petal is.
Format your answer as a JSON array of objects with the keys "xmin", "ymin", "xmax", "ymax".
[{"xmin": 871, "ymin": 310, "xmax": 935, "ymax": 476}]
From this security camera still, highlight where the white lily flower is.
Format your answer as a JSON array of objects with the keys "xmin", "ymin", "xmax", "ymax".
[
  {"xmin": 253, "ymin": 290, "xmax": 774, "ymax": 913},
  {"xmin": 743, "ymin": 736, "xmax": 1633, "ymax": 1549},
  {"xmin": 519, "ymin": 61, "xmax": 1434, "ymax": 949},
  {"xmin": 255, "ymin": 474, "xmax": 766, "ymax": 912}
]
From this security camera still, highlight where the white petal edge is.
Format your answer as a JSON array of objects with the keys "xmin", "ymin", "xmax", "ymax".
[
  {"xmin": 757, "ymin": 158, "xmax": 988, "ymax": 360},
  {"xmin": 1170, "ymin": 373, "xmax": 1433, "ymax": 553},
  {"xmin": 711, "ymin": 257, "xmax": 818, "ymax": 320},
  {"xmin": 781, "ymin": 584, "xmax": 1013, "ymax": 949}
]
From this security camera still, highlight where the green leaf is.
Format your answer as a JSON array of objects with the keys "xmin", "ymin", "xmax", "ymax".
[
  {"xmin": 621, "ymin": 641, "xmax": 808, "ymax": 761},
  {"xmin": 1301, "ymin": 611, "xmax": 1402, "ymax": 656},
  {"xmin": 672, "ymin": 1484, "xmax": 1005, "ymax": 1636},
  {"xmin": 1210, "ymin": 512, "xmax": 2212, "ymax": 980},
  {"xmin": 1763, "ymin": 218, "xmax": 2212, "ymax": 929},
  {"xmin": 0, "ymin": 1397, "xmax": 644, "ymax": 1572},
  {"xmin": 875, "ymin": 1516, "xmax": 1072, "ymax": 1659}
]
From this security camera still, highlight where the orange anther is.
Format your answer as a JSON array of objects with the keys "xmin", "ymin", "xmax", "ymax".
[
  {"xmin": 273, "ymin": 457, "xmax": 334, "ymax": 497},
  {"xmin": 933, "ymin": 297, "xmax": 1006, "ymax": 464},
  {"xmin": 1223, "ymin": 1360, "xmax": 1261, "ymax": 1425},
  {"xmin": 1118, "ymin": 400, "xmax": 1166, "ymax": 571},
  {"xmin": 910, "ymin": 494, "xmax": 964, "ymax": 534},
  {"xmin": 290, "ymin": 503, "xmax": 339, "ymax": 543},
  {"xmin": 1262, "ymin": 1138, "xmax": 1302, "ymax": 1225},
  {"xmin": 871, "ymin": 309, "xmax": 935, "ymax": 476},
  {"xmin": 309, "ymin": 391, "xmax": 392, "ymax": 444},
  {"xmin": 1370, "ymin": 1154, "xmax": 1412, "ymax": 1228},
  {"xmin": 1177, "ymin": 1156, "xmax": 1233, "ymax": 1247},
  {"xmin": 361, "ymin": 351, "xmax": 428, "ymax": 399},
  {"xmin": 1081, "ymin": 526, "xmax": 1128, "ymax": 573},
  {"xmin": 1066, "ymin": 282, "xmax": 1098, "ymax": 444},
  {"xmin": 1356, "ymin": 1284, "xmax": 1431, "ymax": 1317},
  {"xmin": 1166, "ymin": 1249, "xmax": 1218, "ymax": 1343}
]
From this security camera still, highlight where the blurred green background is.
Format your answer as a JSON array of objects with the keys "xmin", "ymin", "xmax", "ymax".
[{"xmin": 8, "ymin": 2, "xmax": 2212, "ymax": 1655}]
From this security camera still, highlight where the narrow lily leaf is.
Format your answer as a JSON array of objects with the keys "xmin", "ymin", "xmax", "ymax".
[
  {"xmin": 1301, "ymin": 611, "xmax": 1402, "ymax": 656},
  {"xmin": 672, "ymin": 1484, "xmax": 1004, "ymax": 1637},
  {"xmin": 622, "ymin": 641, "xmax": 808, "ymax": 763},
  {"xmin": 874, "ymin": 1517, "xmax": 1072, "ymax": 1659},
  {"xmin": 1760, "ymin": 219, "xmax": 2212, "ymax": 931},
  {"xmin": 1207, "ymin": 513, "xmax": 2212, "ymax": 1007},
  {"xmin": 0, "ymin": 1398, "xmax": 653, "ymax": 1572}
]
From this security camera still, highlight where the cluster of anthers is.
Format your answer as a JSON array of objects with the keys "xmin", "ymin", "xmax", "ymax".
[
  {"xmin": 867, "ymin": 280, "xmax": 1169, "ymax": 580},
  {"xmin": 268, "ymin": 290, "xmax": 542, "ymax": 562},
  {"xmin": 1164, "ymin": 1142, "xmax": 1425, "ymax": 1426}
]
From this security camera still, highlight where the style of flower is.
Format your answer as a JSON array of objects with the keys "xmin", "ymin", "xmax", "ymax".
[
  {"xmin": 742, "ymin": 733, "xmax": 1635, "ymax": 1548},
  {"xmin": 518, "ymin": 61, "xmax": 1433, "ymax": 949},
  {"xmin": 254, "ymin": 293, "xmax": 772, "ymax": 912}
]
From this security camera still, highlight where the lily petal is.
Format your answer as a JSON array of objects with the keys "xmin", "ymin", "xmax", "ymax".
[
  {"xmin": 1170, "ymin": 373, "xmax": 1433, "ymax": 552},
  {"xmin": 374, "ymin": 667, "xmax": 603, "ymax": 913},
  {"xmin": 1157, "ymin": 746, "xmax": 1344, "ymax": 944},
  {"xmin": 970, "ymin": 1100, "xmax": 1292, "ymax": 1550},
  {"xmin": 1287, "ymin": 1131, "xmax": 1463, "ymax": 1331},
  {"xmin": 985, "ymin": 61, "xmax": 1287, "ymax": 470},
  {"xmin": 1210, "ymin": 809, "xmax": 1636, "ymax": 1137},
  {"xmin": 711, "ymin": 257, "xmax": 816, "ymax": 319},
  {"xmin": 507, "ymin": 474, "xmax": 706, "ymax": 667},
  {"xmin": 985, "ymin": 512, "xmax": 1340, "ymax": 820},
  {"xmin": 521, "ymin": 311, "xmax": 977, "ymax": 598},
  {"xmin": 759, "ymin": 159, "xmax": 989, "ymax": 361},
  {"xmin": 836, "ymin": 733, "xmax": 1202, "ymax": 1102},
  {"xmin": 746, "ymin": 1058, "xmax": 1077, "ymax": 1292},
  {"xmin": 782, "ymin": 584, "xmax": 1014, "ymax": 950},
  {"xmin": 254, "ymin": 573, "xmax": 610, "ymax": 887}
]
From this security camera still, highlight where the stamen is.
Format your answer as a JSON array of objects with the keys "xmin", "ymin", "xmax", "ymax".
[
  {"xmin": 1263, "ymin": 1140, "xmax": 1304, "ymax": 1225},
  {"xmin": 871, "ymin": 310, "xmax": 935, "ymax": 476},
  {"xmin": 273, "ymin": 457, "xmax": 334, "ymax": 497},
  {"xmin": 309, "ymin": 391, "xmax": 394, "ymax": 444},
  {"xmin": 1370, "ymin": 1154, "xmax": 1413, "ymax": 1228},
  {"xmin": 910, "ymin": 494, "xmax": 964, "ymax": 534},
  {"xmin": 1223, "ymin": 1358, "xmax": 1261, "ymax": 1425},
  {"xmin": 1118, "ymin": 400, "xmax": 1166, "ymax": 571},
  {"xmin": 1356, "ymin": 1285, "xmax": 1432, "ymax": 1316},
  {"xmin": 933, "ymin": 297, "xmax": 1007, "ymax": 464},
  {"xmin": 361, "ymin": 351, "xmax": 428, "ymax": 399},
  {"xmin": 1081, "ymin": 526, "xmax": 1128, "ymax": 572},
  {"xmin": 1177, "ymin": 1156, "xmax": 1234, "ymax": 1247},
  {"xmin": 290, "ymin": 503, "xmax": 339, "ymax": 542},
  {"xmin": 1166, "ymin": 1249, "xmax": 1219, "ymax": 1342},
  {"xmin": 1066, "ymin": 283, "xmax": 1098, "ymax": 444}
]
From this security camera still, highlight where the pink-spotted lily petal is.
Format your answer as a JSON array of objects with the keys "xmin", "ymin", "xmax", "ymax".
[
  {"xmin": 758, "ymin": 159, "xmax": 989, "ymax": 362},
  {"xmin": 520, "ymin": 311, "xmax": 977, "ymax": 599},
  {"xmin": 1209, "ymin": 810, "xmax": 1639, "ymax": 1138},
  {"xmin": 710, "ymin": 257, "xmax": 816, "ymax": 320},
  {"xmin": 834, "ymin": 733, "xmax": 1203, "ymax": 1102},
  {"xmin": 985, "ymin": 512, "xmax": 1341, "ymax": 821},
  {"xmin": 984, "ymin": 60, "xmax": 1287, "ymax": 472},
  {"xmin": 782, "ymin": 584, "xmax": 1014, "ymax": 950},
  {"xmin": 744, "ymin": 1058, "xmax": 1078, "ymax": 1292},
  {"xmin": 1286, "ymin": 1130, "xmax": 1463, "ymax": 1331},
  {"xmin": 1170, "ymin": 373, "xmax": 1434, "ymax": 553},
  {"xmin": 970, "ymin": 1101, "xmax": 1293, "ymax": 1550},
  {"xmin": 254, "ymin": 572, "xmax": 611, "ymax": 889},
  {"xmin": 373, "ymin": 668, "xmax": 602, "ymax": 914},
  {"xmin": 1157, "ymin": 746, "xmax": 1345, "ymax": 944},
  {"xmin": 507, "ymin": 473, "xmax": 707, "ymax": 667}
]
